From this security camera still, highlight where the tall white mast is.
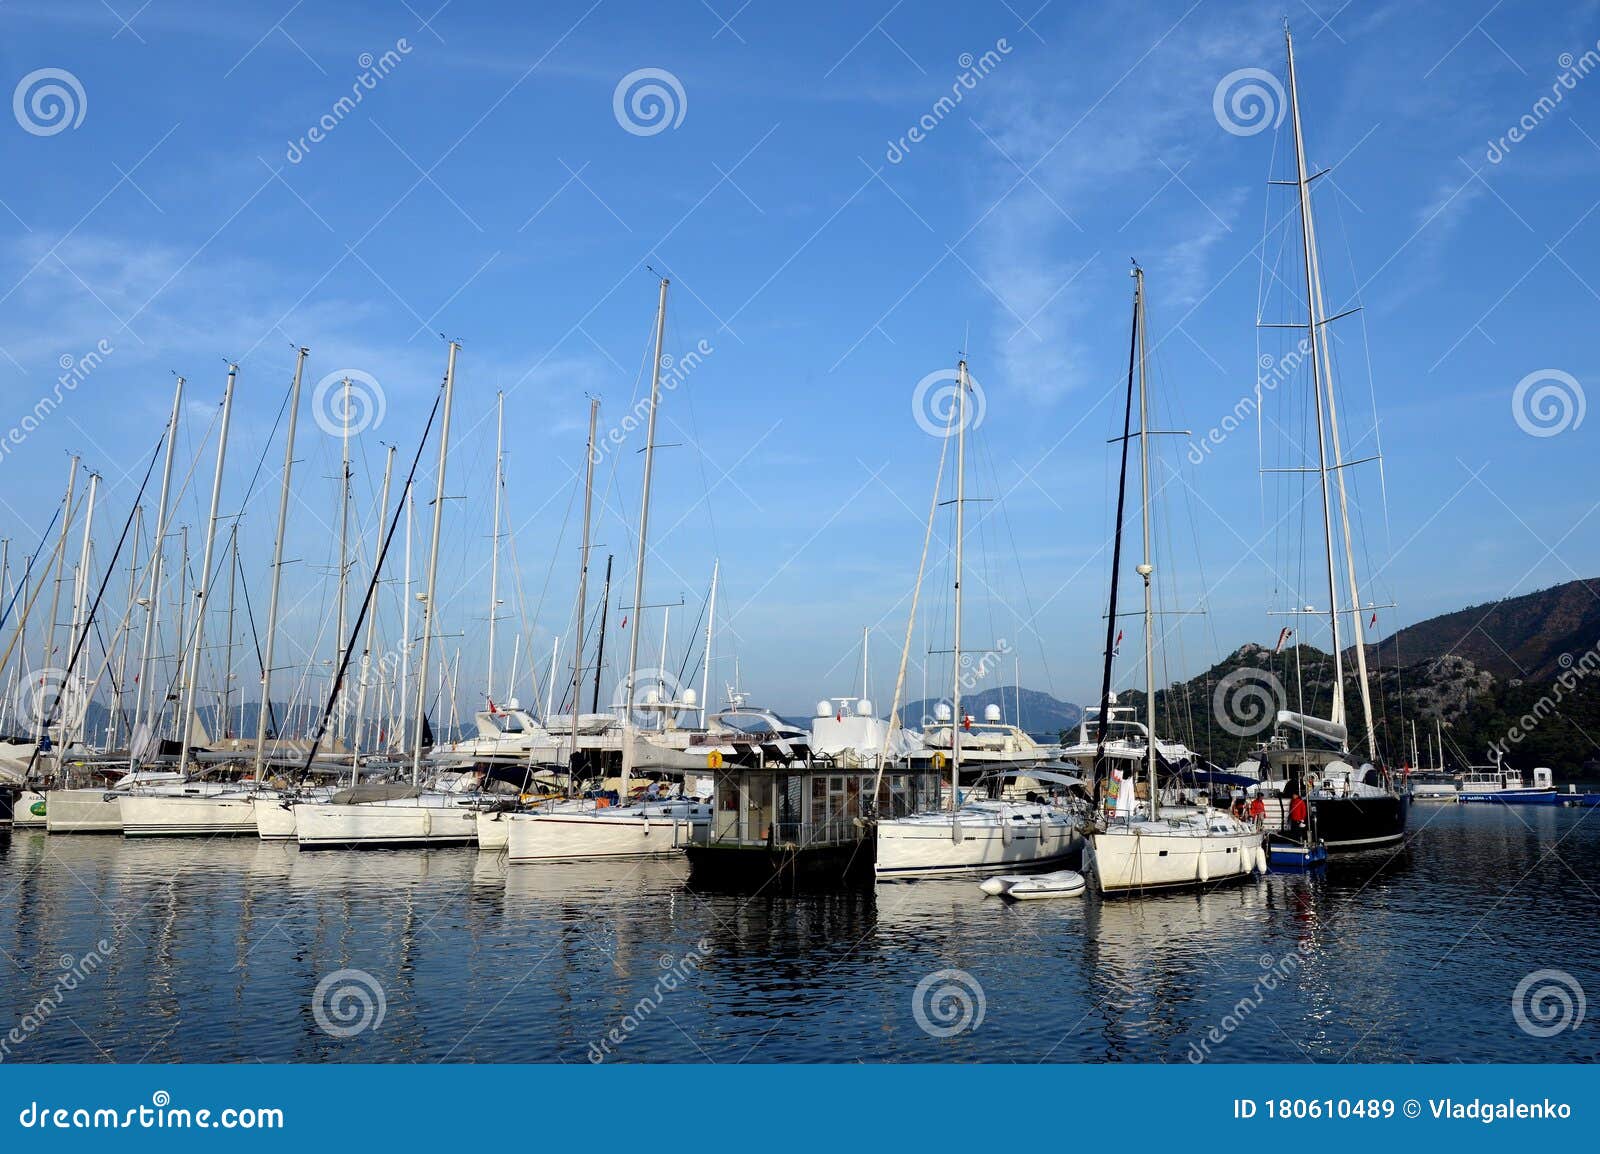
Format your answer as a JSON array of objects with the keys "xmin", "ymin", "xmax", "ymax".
[
  {"xmin": 65, "ymin": 471, "xmax": 99, "ymax": 750},
  {"xmin": 411, "ymin": 342, "xmax": 458, "ymax": 784},
  {"xmin": 1286, "ymin": 27, "xmax": 1378, "ymax": 758},
  {"xmin": 619, "ymin": 277, "xmax": 668, "ymax": 802},
  {"xmin": 1132, "ymin": 267, "xmax": 1159, "ymax": 820},
  {"xmin": 487, "ymin": 390, "xmax": 504, "ymax": 705},
  {"xmin": 860, "ymin": 624, "xmax": 869, "ymax": 701},
  {"xmin": 254, "ymin": 350, "xmax": 305, "ymax": 776},
  {"xmin": 179, "ymin": 363, "xmax": 238, "ymax": 775},
  {"xmin": 334, "ymin": 375, "xmax": 352, "ymax": 747},
  {"xmin": 399, "ymin": 482, "xmax": 413, "ymax": 753},
  {"xmin": 66, "ymin": 471, "xmax": 98, "ymax": 661},
  {"xmin": 1284, "ymin": 28, "xmax": 1346, "ymax": 734},
  {"xmin": 572, "ymin": 397, "xmax": 599, "ymax": 763},
  {"xmin": 545, "ymin": 636, "xmax": 559, "ymax": 720},
  {"xmin": 449, "ymin": 645, "xmax": 461, "ymax": 735},
  {"xmin": 950, "ymin": 359, "xmax": 968, "ymax": 840},
  {"xmin": 38, "ymin": 455, "xmax": 79, "ymax": 747},
  {"xmin": 658, "ymin": 606, "xmax": 669, "ymax": 729},
  {"xmin": 352, "ymin": 443, "xmax": 395, "ymax": 770},
  {"xmin": 702, "ymin": 561, "xmax": 719, "ymax": 725},
  {"xmin": 223, "ymin": 527, "xmax": 240, "ymax": 738},
  {"xmin": 109, "ymin": 508, "xmax": 140, "ymax": 751},
  {"xmin": 133, "ymin": 379, "xmax": 182, "ymax": 767},
  {"xmin": 171, "ymin": 525, "xmax": 188, "ymax": 742}
]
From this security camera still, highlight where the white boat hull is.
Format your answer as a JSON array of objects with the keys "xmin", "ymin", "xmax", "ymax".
[
  {"xmin": 295, "ymin": 801, "xmax": 481, "ymax": 848},
  {"xmin": 1089, "ymin": 827, "xmax": 1265, "ymax": 894},
  {"xmin": 119, "ymin": 794, "xmax": 259, "ymax": 837},
  {"xmin": 875, "ymin": 816, "xmax": 1082, "ymax": 879},
  {"xmin": 254, "ymin": 796, "xmax": 300, "ymax": 840},
  {"xmin": 476, "ymin": 810, "xmax": 512, "ymax": 852},
  {"xmin": 13, "ymin": 790, "xmax": 47, "ymax": 828},
  {"xmin": 504, "ymin": 810, "xmax": 704, "ymax": 862},
  {"xmin": 44, "ymin": 789, "xmax": 124, "ymax": 834}
]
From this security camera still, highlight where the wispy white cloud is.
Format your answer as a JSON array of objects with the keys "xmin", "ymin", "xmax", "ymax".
[{"xmin": 963, "ymin": 6, "xmax": 1275, "ymax": 401}]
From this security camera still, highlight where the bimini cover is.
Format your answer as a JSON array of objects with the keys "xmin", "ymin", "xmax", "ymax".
[
  {"xmin": 1177, "ymin": 765, "xmax": 1258, "ymax": 789},
  {"xmin": 998, "ymin": 768, "xmax": 1084, "ymax": 790},
  {"xmin": 1275, "ymin": 710, "xmax": 1347, "ymax": 747}
]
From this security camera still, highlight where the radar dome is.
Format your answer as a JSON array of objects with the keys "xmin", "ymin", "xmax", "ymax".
[
  {"xmin": 984, "ymin": 704, "xmax": 1002, "ymax": 722},
  {"xmin": 934, "ymin": 702, "xmax": 952, "ymax": 722},
  {"xmin": 504, "ymin": 697, "xmax": 521, "ymax": 711},
  {"xmin": 681, "ymin": 688, "xmax": 697, "ymax": 707},
  {"xmin": 856, "ymin": 699, "xmax": 873, "ymax": 716},
  {"xmin": 816, "ymin": 700, "xmax": 833, "ymax": 718},
  {"xmin": 645, "ymin": 688, "xmax": 661, "ymax": 705}
]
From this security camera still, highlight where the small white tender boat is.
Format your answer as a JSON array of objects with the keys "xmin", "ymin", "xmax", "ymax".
[
  {"xmin": 977, "ymin": 874, "xmax": 1034, "ymax": 897},
  {"xmin": 1002, "ymin": 869, "xmax": 1086, "ymax": 900}
]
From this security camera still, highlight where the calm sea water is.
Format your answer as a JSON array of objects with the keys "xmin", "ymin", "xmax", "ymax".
[{"xmin": 1, "ymin": 804, "xmax": 1596, "ymax": 1063}]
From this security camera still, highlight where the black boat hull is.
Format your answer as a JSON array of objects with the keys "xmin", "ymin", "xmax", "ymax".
[
  {"xmin": 1310, "ymin": 792, "xmax": 1408, "ymax": 852},
  {"xmin": 684, "ymin": 840, "xmax": 874, "ymax": 892}
]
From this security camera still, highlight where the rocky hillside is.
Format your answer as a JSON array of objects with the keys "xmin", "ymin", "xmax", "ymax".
[
  {"xmin": 1124, "ymin": 633, "xmax": 1600, "ymax": 777},
  {"xmin": 1360, "ymin": 579, "xmax": 1600, "ymax": 682}
]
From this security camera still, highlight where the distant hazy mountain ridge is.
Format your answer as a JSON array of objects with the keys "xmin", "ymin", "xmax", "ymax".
[{"xmin": 900, "ymin": 685, "xmax": 1082, "ymax": 739}]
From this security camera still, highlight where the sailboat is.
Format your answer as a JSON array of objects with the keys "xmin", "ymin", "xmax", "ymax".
[
  {"xmin": 295, "ymin": 342, "xmax": 487, "ymax": 848},
  {"xmin": 1082, "ymin": 266, "xmax": 1266, "ymax": 896},
  {"xmin": 503, "ymin": 279, "xmax": 712, "ymax": 864},
  {"xmin": 874, "ymin": 359, "xmax": 1083, "ymax": 881},
  {"xmin": 475, "ymin": 396, "xmax": 602, "ymax": 852},
  {"xmin": 37, "ymin": 462, "xmax": 129, "ymax": 834},
  {"xmin": 1239, "ymin": 28, "xmax": 1409, "ymax": 855}
]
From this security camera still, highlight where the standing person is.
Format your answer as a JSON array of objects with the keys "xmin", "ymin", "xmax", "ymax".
[
  {"xmin": 1249, "ymin": 793, "xmax": 1267, "ymax": 829},
  {"xmin": 1288, "ymin": 792, "xmax": 1308, "ymax": 838}
]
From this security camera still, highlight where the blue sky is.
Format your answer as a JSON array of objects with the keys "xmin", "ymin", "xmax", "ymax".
[{"xmin": 1, "ymin": 0, "xmax": 1597, "ymax": 726}]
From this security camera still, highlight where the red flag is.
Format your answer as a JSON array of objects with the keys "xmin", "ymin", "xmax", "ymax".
[
  {"xmin": 620, "ymin": 616, "xmax": 628, "ymax": 629},
  {"xmin": 488, "ymin": 698, "xmax": 497, "ymax": 715},
  {"xmin": 1369, "ymin": 611, "xmax": 1377, "ymax": 628},
  {"xmin": 1112, "ymin": 629, "xmax": 1123, "ymax": 658},
  {"xmin": 1274, "ymin": 626, "xmax": 1293, "ymax": 654}
]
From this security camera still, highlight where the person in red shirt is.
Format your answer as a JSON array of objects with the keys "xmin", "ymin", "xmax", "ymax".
[
  {"xmin": 1288, "ymin": 793, "xmax": 1308, "ymax": 835},
  {"xmin": 1249, "ymin": 794, "xmax": 1266, "ymax": 828}
]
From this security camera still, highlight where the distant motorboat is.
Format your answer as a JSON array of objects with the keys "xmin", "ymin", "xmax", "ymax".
[
  {"xmin": 914, "ymin": 702, "xmax": 1064, "ymax": 782},
  {"xmin": 1456, "ymin": 757, "xmax": 1556, "ymax": 803}
]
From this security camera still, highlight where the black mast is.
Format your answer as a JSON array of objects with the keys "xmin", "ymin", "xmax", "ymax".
[
  {"xmin": 1090, "ymin": 264, "xmax": 1142, "ymax": 813},
  {"xmin": 590, "ymin": 554, "xmax": 613, "ymax": 712}
]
